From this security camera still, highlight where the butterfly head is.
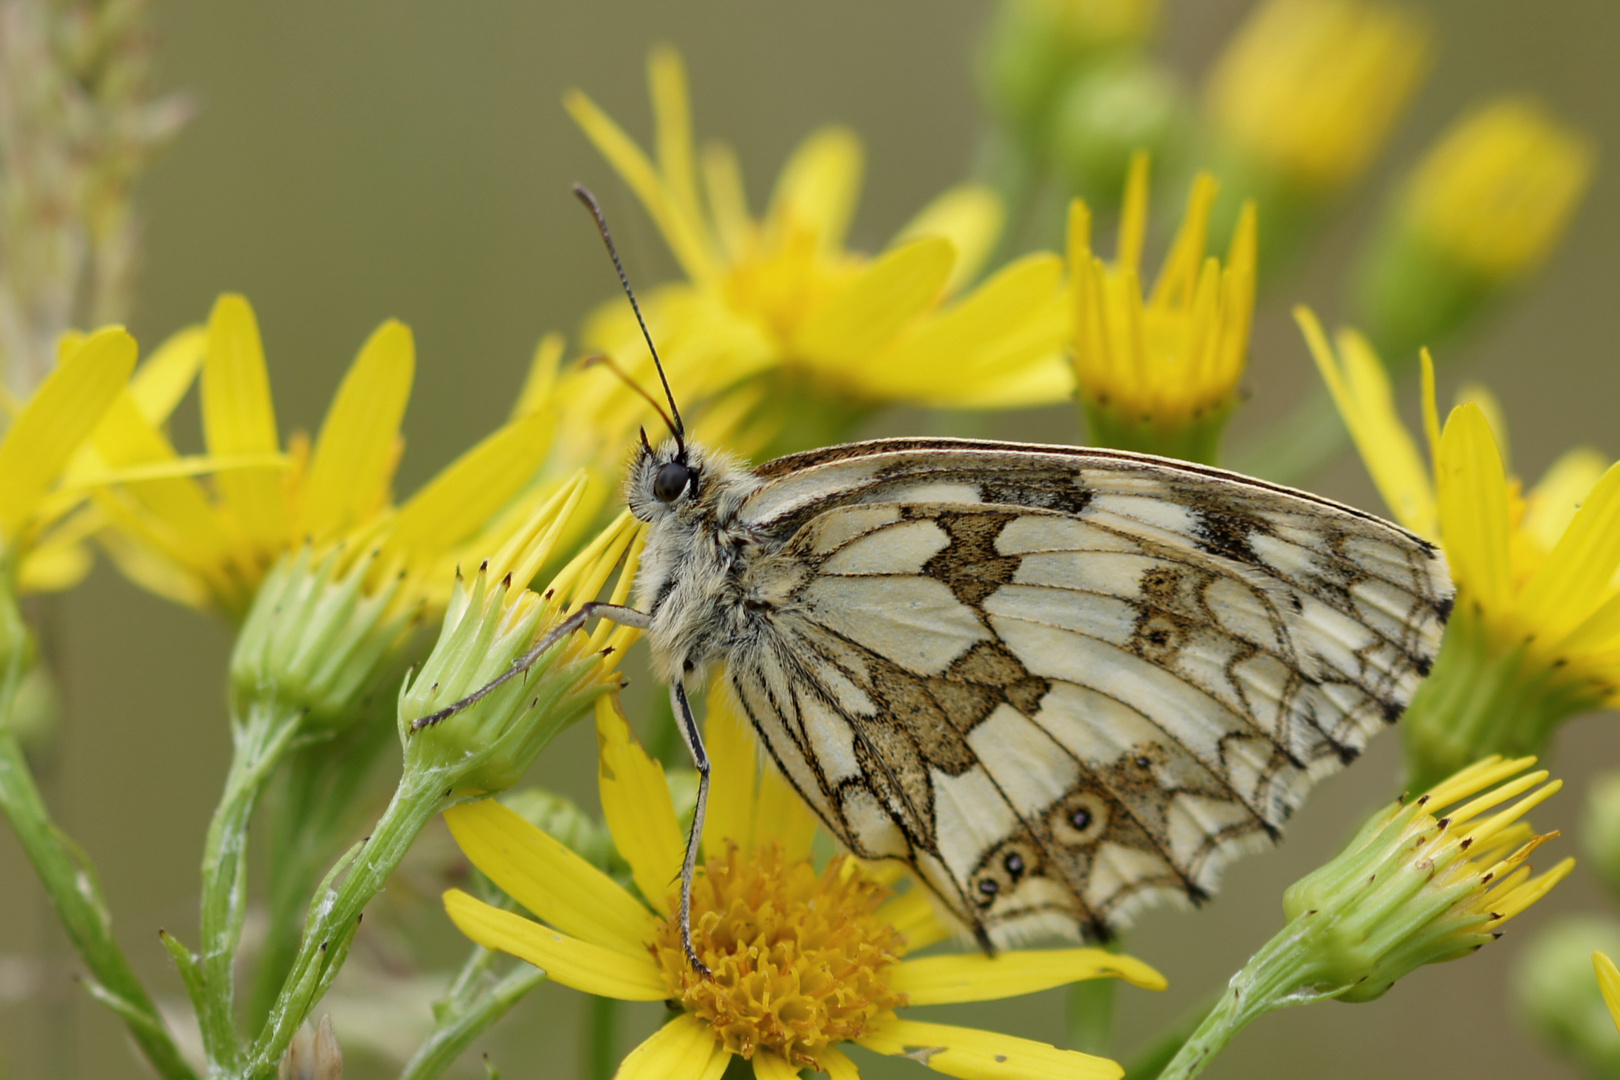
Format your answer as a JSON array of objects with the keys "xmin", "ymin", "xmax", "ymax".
[{"xmin": 625, "ymin": 434, "xmax": 712, "ymax": 522}]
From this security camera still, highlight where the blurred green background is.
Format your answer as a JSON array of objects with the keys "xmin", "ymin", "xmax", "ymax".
[{"xmin": 3, "ymin": 0, "xmax": 1619, "ymax": 1076}]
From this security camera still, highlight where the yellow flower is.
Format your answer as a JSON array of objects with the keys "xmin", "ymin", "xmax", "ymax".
[
  {"xmin": 0, "ymin": 326, "xmax": 136, "ymax": 592},
  {"xmin": 442, "ymin": 688, "xmax": 1164, "ymax": 1079},
  {"xmin": 1353, "ymin": 97, "xmax": 1595, "ymax": 359},
  {"xmin": 561, "ymin": 46, "xmax": 1069, "ymax": 456},
  {"xmin": 1301, "ymin": 308, "xmax": 1620, "ymax": 785},
  {"xmin": 94, "ymin": 294, "xmax": 561, "ymax": 620},
  {"xmin": 1068, "ymin": 154, "xmax": 1256, "ymax": 462},
  {"xmin": 1205, "ymin": 0, "xmax": 1430, "ymax": 194},
  {"xmin": 1401, "ymin": 97, "xmax": 1594, "ymax": 282}
]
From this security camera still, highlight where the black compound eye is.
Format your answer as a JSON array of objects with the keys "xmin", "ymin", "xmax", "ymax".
[{"xmin": 653, "ymin": 461, "xmax": 694, "ymax": 503}]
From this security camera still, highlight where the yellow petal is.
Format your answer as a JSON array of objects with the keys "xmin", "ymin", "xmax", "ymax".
[
  {"xmin": 97, "ymin": 527, "xmax": 212, "ymax": 609},
  {"xmin": 857, "ymin": 1017, "xmax": 1121, "ymax": 1080},
  {"xmin": 649, "ymin": 46, "xmax": 704, "ymax": 243},
  {"xmin": 699, "ymin": 679, "xmax": 818, "ymax": 863},
  {"xmin": 890, "ymin": 949, "xmax": 1165, "ymax": 1006},
  {"xmin": 594, "ymin": 695, "xmax": 685, "ymax": 915},
  {"xmin": 1295, "ymin": 308, "xmax": 1436, "ymax": 536},
  {"xmin": 441, "ymin": 889, "xmax": 666, "ymax": 1000},
  {"xmin": 1518, "ymin": 461, "xmax": 1620, "ymax": 641},
  {"xmin": 702, "ymin": 679, "xmax": 759, "ymax": 859},
  {"xmin": 872, "ymin": 252, "xmax": 1063, "ymax": 399},
  {"xmin": 1436, "ymin": 404, "xmax": 1514, "ymax": 613},
  {"xmin": 301, "ymin": 320, "xmax": 414, "ymax": 541},
  {"xmin": 615, "ymin": 1014, "xmax": 731, "ymax": 1080},
  {"xmin": 88, "ymin": 395, "xmax": 241, "ymax": 585},
  {"xmin": 815, "ymin": 1045, "xmax": 862, "ymax": 1080},
  {"xmin": 0, "ymin": 326, "xmax": 136, "ymax": 543},
  {"xmin": 201, "ymin": 295, "xmax": 287, "ymax": 550},
  {"xmin": 564, "ymin": 88, "xmax": 717, "ymax": 284},
  {"xmin": 385, "ymin": 408, "xmax": 555, "ymax": 560},
  {"xmin": 16, "ymin": 536, "xmax": 92, "ymax": 592},
  {"xmin": 512, "ymin": 333, "xmax": 565, "ymax": 420},
  {"xmin": 750, "ymin": 1053, "xmax": 801, "ymax": 1080},
  {"xmin": 1595, "ymin": 953, "xmax": 1620, "ymax": 1035},
  {"xmin": 751, "ymin": 744, "xmax": 819, "ymax": 866},
  {"xmin": 129, "ymin": 325, "xmax": 206, "ymax": 425},
  {"xmin": 443, "ymin": 799, "xmax": 658, "ymax": 955},
  {"xmin": 1522, "ymin": 448, "xmax": 1610, "ymax": 555},
  {"xmin": 892, "ymin": 185, "xmax": 1004, "ymax": 294},
  {"xmin": 876, "ymin": 886, "xmax": 952, "ymax": 952},
  {"xmin": 701, "ymin": 141, "xmax": 753, "ymax": 263},
  {"xmin": 767, "ymin": 126, "xmax": 862, "ymax": 253},
  {"xmin": 796, "ymin": 237, "xmax": 953, "ymax": 370}
]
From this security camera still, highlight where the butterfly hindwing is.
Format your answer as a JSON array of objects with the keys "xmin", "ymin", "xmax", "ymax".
[{"xmin": 721, "ymin": 440, "xmax": 1451, "ymax": 946}]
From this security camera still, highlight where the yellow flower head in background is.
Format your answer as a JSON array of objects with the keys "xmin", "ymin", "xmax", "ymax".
[
  {"xmin": 95, "ymin": 294, "xmax": 564, "ymax": 621},
  {"xmin": 560, "ymin": 45, "xmax": 1071, "ymax": 456},
  {"xmin": 1303, "ymin": 309, "xmax": 1620, "ymax": 781},
  {"xmin": 1205, "ymin": 0, "xmax": 1430, "ymax": 193},
  {"xmin": 443, "ymin": 689, "xmax": 1164, "ymax": 1079},
  {"xmin": 1400, "ymin": 96, "xmax": 1595, "ymax": 282},
  {"xmin": 1069, "ymin": 154, "xmax": 1256, "ymax": 462},
  {"xmin": 0, "ymin": 327, "xmax": 135, "ymax": 593}
]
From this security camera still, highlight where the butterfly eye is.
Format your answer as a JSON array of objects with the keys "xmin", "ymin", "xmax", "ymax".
[{"xmin": 653, "ymin": 461, "xmax": 694, "ymax": 503}]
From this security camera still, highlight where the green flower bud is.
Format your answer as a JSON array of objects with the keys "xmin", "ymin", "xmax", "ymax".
[
  {"xmin": 230, "ymin": 543, "xmax": 419, "ymax": 733},
  {"xmin": 1513, "ymin": 917, "xmax": 1620, "ymax": 1076},
  {"xmin": 979, "ymin": 0, "xmax": 1159, "ymax": 137},
  {"xmin": 1160, "ymin": 757, "xmax": 1571, "ymax": 1079},
  {"xmin": 1048, "ymin": 56, "xmax": 1186, "ymax": 209},
  {"xmin": 1584, "ymin": 772, "xmax": 1620, "ymax": 902},
  {"xmin": 400, "ymin": 564, "xmax": 623, "ymax": 798}
]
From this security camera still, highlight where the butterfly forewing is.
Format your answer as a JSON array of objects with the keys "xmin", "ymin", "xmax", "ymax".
[{"xmin": 721, "ymin": 439, "xmax": 1452, "ymax": 946}]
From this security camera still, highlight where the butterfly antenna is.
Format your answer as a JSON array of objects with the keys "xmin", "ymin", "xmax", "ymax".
[
  {"xmin": 582, "ymin": 353, "xmax": 681, "ymax": 441},
  {"xmin": 572, "ymin": 184, "xmax": 685, "ymax": 451}
]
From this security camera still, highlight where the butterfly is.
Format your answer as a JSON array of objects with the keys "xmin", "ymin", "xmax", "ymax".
[{"xmin": 423, "ymin": 188, "xmax": 1454, "ymax": 973}]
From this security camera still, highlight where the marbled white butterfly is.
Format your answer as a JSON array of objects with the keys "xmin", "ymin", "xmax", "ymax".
[{"xmin": 425, "ymin": 189, "xmax": 1454, "ymax": 974}]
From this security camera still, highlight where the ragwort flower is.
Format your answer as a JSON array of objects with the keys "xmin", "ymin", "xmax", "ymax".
[
  {"xmin": 94, "ymin": 294, "xmax": 560, "ymax": 621},
  {"xmin": 1301, "ymin": 309, "xmax": 1620, "ymax": 788},
  {"xmin": 561, "ymin": 46, "xmax": 1070, "ymax": 458},
  {"xmin": 1068, "ymin": 154, "xmax": 1256, "ymax": 463},
  {"xmin": 442, "ymin": 688, "xmax": 1164, "ymax": 1079},
  {"xmin": 1355, "ymin": 96, "xmax": 1595, "ymax": 359}
]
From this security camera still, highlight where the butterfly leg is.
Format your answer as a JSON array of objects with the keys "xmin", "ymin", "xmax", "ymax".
[
  {"xmin": 670, "ymin": 680, "xmax": 713, "ymax": 977},
  {"xmin": 410, "ymin": 601, "xmax": 651, "ymax": 730}
]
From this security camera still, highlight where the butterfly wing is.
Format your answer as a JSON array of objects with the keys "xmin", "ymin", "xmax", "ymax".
[{"xmin": 722, "ymin": 439, "xmax": 1452, "ymax": 946}]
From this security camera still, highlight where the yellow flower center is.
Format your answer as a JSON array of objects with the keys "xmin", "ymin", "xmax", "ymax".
[{"xmin": 651, "ymin": 841, "xmax": 907, "ymax": 1066}]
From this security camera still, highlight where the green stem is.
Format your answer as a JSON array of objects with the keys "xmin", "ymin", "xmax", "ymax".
[
  {"xmin": 196, "ymin": 695, "xmax": 306, "ymax": 1070},
  {"xmin": 397, "ymin": 949, "xmax": 546, "ymax": 1080},
  {"xmin": 583, "ymin": 996, "xmax": 621, "ymax": 1080},
  {"xmin": 249, "ymin": 702, "xmax": 394, "ymax": 1028},
  {"xmin": 1120, "ymin": 991, "xmax": 1221, "ymax": 1080},
  {"xmin": 0, "ymin": 591, "xmax": 196, "ymax": 1080},
  {"xmin": 1066, "ymin": 937, "xmax": 1121, "ymax": 1056},
  {"xmin": 247, "ymin": 766, "xmax": 452, "ymax": 1079},
  {"xmin": 1156, "ymin": 923, "xmax": 1338, "ymax": 1080}
]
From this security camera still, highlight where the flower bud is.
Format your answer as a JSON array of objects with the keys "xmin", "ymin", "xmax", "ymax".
[
  {"xmin": 400, "ymin": 512, "xmax": 641, "ymax": 798},
  {"xmin": 1282, "ymin": 755, "xmax": 1569, "ymax": 1001},
  {"xmin": 1583, "ymin": 772, "xmax": 1620, "ymax": 901},
  {"xmin": 979, "ymin": 0, "xmax": 1160, "ymax": 137},
  {"xmin": 230, "ymin": 543, "xmax": 418, "ymax": 733},
  {"xmin": 1354, "ymin": 97, "xmax": 1593, "ymax": 360},
  {"xmin": 1512, "ymin": 918, "xmax": 1620, "ymax": 1075},
  {"xmin": 1048, "ymin": 55, "xmax": 1187, "ymax": 208}
]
